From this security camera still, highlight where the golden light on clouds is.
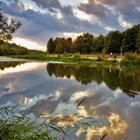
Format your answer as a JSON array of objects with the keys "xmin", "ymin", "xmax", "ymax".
[{"xmin": 86, "ymin": 113, "xmax": 128, "ymax": 140}]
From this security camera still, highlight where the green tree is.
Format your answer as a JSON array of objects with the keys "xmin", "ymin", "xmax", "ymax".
[
  {"xmin": 122, "ymin": 25, "xmax": 140, "ymax": 52},
  {"xmin": 49, "ymin": 37, "xmax": 73, "ymax": 54},
  {"xmin": 0, "ymin": 12, "xmax": 22, "ymax": 42},
  {"xmin": 55, "ymin": 38, "xmax": 65, "ymax": 54},
  {"xmin": 65, "ymin": 37, "xmax": 72, "ymax": 53},
  {"xmin": 104, "ymin": 31, "xmax": 122, "ymax": 53},
  {"xmin": 47, "ymin": 38, "xmax": 56, "ymax": 54},
  {"xmin": 136, "ymin": 29, "xmax": 140, "ymax": 53},
  {"xmin": 73, "ymin": 33, "xmax": 95, "ymax": 54},
  {"xmin": 95, "ymin": 35, "xmax": 105, "ymax": 52}
]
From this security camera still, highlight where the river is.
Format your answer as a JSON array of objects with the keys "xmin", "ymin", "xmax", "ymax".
[{"xmin": 0, "ymin": 61, "xmax": 140, "ymax": 140}]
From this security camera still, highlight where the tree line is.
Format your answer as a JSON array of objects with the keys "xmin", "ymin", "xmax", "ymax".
[
  {"xmin": 47, "ymin": 24, "xmax": 140, "ymax": 54},
  {"xmin": 0, "ymin": 12, "xmax": 42, "ymax": 55}
]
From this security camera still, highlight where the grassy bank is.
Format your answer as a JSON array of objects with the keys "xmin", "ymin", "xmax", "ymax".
[
  {"xmin": 10, "ymin": 53, "xmax": 140, "ymax": 67},
  {"xmin": 120, "ymin": 53, "xmax": 140, "ymax": 67},
  {"xmin": 10, "ymin": 54, "xmax": 119, "ymax": 65}
]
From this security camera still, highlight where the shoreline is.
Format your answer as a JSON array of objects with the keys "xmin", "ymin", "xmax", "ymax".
[
  {"xmin": 0, "ymin": 54, "xmax": 140, "ymax": 68},
  {"xmin": 8, "ymin": 54, "xmax": 140, "ymax": 67},
  {"xmin": 0, "ymin": 56, "xmax": 30, "ymax": 62}
]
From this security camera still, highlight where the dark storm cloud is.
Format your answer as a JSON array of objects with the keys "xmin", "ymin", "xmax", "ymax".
[
  {"xmin": 78, "ymin": 0, "xmax": 109, "ymax": 19},
  {"xmin": 78, "ymin": 0, "xmax": 122, "ymax": 30},
  {"xmin": 1, "ymin": 2, "xmax": 91, "ymax": 32},
  {"xmin": 31, "ymin": 0, "xmax": 62, "ymax": 9},
  {"xmin": 0, "ymin": 0, "xmax": 106, "ymax": 42},
  {"xmin": 80, "ymin": 0, "xmax": 140, "ymax": 25},
  {"xmin": 1, "ymin": 0, "xmax": 140, "ymax": 44},
  {"xmin": 100, "ymin": 0, "xmax": 140, "ymax": 21},
  {"xmin": 32, "ymin": 0, "xmax": 74, "ymax": 16}
]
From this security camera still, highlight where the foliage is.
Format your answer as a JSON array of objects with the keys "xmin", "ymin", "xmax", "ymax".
[
  {"xmin": 47, "ymin": 37, "xmax": 72, "ymax": 54},
  {"xmin": 104, "ymin": 31, "xmax": 122, "ymax": 53},
  {"xmin": 72, "ymin": 53, "xmax": 81, "ymax": 59},
  {"xmin": 73, "ymin": 33, "xmax": 95, "ymax": 54},
  {"xmin": 121, "ymin": 53, "xmax": 140, "ymax": 66},
  {"xmin": 47, "ymin": 24, "xmax": 140, "ymax": 55},
  {"xmin": 122, "ymin": 25, "xmax": 140, "ymax": 52},
  {"xmin": 0, "ymin": 105, "xmax": 71, "ymax": 140},
  {"xmin": 136, "ymin": 29, "xmax": 140, "ymax": 53},
  {"xmin": 95, "ymin": 35, "xmax": 105, "ymax": 52},
  {"xmin": 47, "ymin": 38, "xmax": 56, "ymax": 54},
  {"xmin": 0, "ymin": 12, "xmax": 21, "ymax": 41},
  {"xmin": 123, "ymin": 53, "xmax": 140, "ymax": 61},
  {"xmin": 0, "ymin": 104, "xmax": 102, "ymax": 140},
  {"xmin": 0, "ymin": 40, "xmax": 43, "ymax": 56}
]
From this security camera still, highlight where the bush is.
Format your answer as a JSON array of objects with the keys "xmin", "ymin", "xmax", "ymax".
[
  {"xmin": 72, "ymin": 53, "xmax": 81, "ymax": 59},
  {"xmin": 123, "ymin": 53, "xmax": 140, "ymax": 61},
  {"xmin": 96, "ymin": 56, "xmax": 103, "ymax": 61}
]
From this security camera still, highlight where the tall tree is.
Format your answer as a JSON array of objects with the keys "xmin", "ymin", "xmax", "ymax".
[
  {"xmin": 104, "ymin": 31, "xmax": 122, "ymax": 53},
  {"xmin": 122, "ymin": 25, "xmax": 140, "ymax": 52},
  {"xmin": 65, "ymin": 37, "xmax": 72, "ymax": 53},
  {"xmin": 95, "ymin": 35, "xmax": 104, "ymax": 52},
  {"xmin": 55, "ymin": 38, "xmax": 65, "ymax": 54},
  {"xmin": 73, "ymin": 33, "xmax": 95, "ymax": 54},
  {"xmin": 136, "ymin": 28, "xmax": 140, "ymax": 53},
  {"xmin": 47, "ymin": 38, "xmax": 56, "ymax": 54}
]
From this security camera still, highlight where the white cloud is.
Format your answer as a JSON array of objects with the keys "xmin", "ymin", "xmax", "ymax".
[{"xmin": 12, "ymin": 37, "xmax": 45, "ymax": 51}]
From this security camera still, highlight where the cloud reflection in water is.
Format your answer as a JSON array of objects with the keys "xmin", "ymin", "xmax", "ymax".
[{"xmin": 0, "ymin": 62, "xmax": 140, "ymax": 140}]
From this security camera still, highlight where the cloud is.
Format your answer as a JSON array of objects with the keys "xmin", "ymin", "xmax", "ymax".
[
  {"xmin": 0, "ymin": 1, "xmax": 106, "ymax": 43},
  {"xmin": 78, "ymin": 0, "xmax": 122, "ymax": 29},
  {"xmin": 96, "ymin": 0, "xmax": 140, "ymax": 24},
  {"xmin": 78, "ymin": 0, "xmax": 109, "ymax": 19},
  {"xmin": 31, "ymin": 0, "xmax": 62, "ymax": 9},
  {"xmin": 0, "ymin": 0, "xmax": 140, "ymax": 50},
  {"xmin": 79, "ymin": 0, "xmax": 140, "ymax": 30},
  {"xmin": 32, "ymin": 0, "xmax": 74, "ymax": 16}
]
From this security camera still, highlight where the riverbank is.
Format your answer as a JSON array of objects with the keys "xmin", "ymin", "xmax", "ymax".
[
  {"xmin": 0, "ymin": 56, "xmax": 29, "ymax": 62},
  {"xmin": 4, "ymin": 53, "xmax": 140, "ymax": 67},
  {"xmin": 10, "ymin": 54, "xmax": 120, "ymax": 61},
  {"xmin": 10, "ymin": 54, "xmax": 119, "ymax": 66}
]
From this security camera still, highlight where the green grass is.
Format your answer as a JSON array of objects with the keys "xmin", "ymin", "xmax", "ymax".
[
  {"xmin": 11, "ymin": 54, "xmax": 91, "ymax": 62},
  {"xmin": 120, "ymin": 53, "xmax": 140, "ymax": 67},
  {"xmin": 120, "ymin": 60, "xmax": 140, "ymax": 67},
  {"xmin": 0, "ymin": 106, "xmax": 65, "ymax": 140},
  {"xmin": 10, "ymin": 53, "xmax": 140, "ymax": 67},
  {"xmin": 10, "ymin": 54, "xmax": 117, "ymax": 65}
]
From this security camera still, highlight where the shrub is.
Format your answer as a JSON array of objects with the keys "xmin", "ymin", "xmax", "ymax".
[
  {"xmin": 72, "ymin": 53, "xmax": 81, "ymax": 59},
  {"xmin": 96, "ymin": 56, "xmax": 103, "ymax": 61},
  {"xmin": 123, "ymin": 53, "xmax": 140, "ymax": 61}
]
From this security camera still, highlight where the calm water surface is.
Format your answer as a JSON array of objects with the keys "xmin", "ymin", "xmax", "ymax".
[{"xmin": 0, "ymin": 61, "xmax": 140, "ymax": 140}]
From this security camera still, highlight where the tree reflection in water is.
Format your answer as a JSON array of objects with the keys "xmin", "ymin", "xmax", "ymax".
[
  {"xmin": 47, "ymin": 63, "xmax": 140, "ymax": 97},
  {"xmin": 0, "ymin": 62, "xmax": 25, "ymax": 70}
]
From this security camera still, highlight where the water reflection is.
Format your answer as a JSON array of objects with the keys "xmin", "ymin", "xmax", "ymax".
[
  {"xmin": 0, "ymin": 62, "xmax": 140, "ymax": 140},
  {"xmin": 0, "ymin": 61, "xmax": 25, "ymax": 70},
  {"xmin": 47, "ymin": 63, "xmax": 140, "ymax": 97}
]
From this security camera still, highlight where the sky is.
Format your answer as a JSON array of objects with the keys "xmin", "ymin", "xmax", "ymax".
[{"xmin": 0, "ymin": 0, "xmax": 140, "ymax": 51}]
